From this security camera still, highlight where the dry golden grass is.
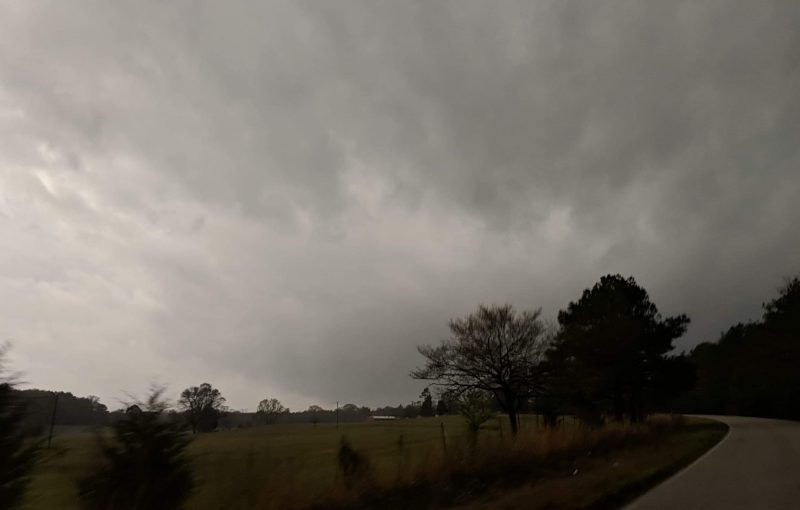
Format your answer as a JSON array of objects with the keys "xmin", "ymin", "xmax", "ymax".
[{"xmin": 297, "ymin": 415, "xmax": 725, "ymax": 510}]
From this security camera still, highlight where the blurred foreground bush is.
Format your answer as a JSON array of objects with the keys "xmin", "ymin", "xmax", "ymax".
[{"xmin": 78, "ymin": 388, "xmax": 193, "ymax": 510}]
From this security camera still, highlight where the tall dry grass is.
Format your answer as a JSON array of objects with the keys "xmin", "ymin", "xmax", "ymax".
[{"xmin": 251, "ymin": 414, "xmax": 687, "ymax": 510}]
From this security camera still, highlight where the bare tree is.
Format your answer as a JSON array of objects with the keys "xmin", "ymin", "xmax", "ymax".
[
  {"xmin": 178, "ymin": 383, "xmax": 226, "ymax": 433},
  {"xmin": 307, "ymin": 405, "xmax": 323, "ymax": 426},
  {"xmin": 256, "ymin": 398, "xmax": 287, "ymax": 424},
  {"xmin": 411, "ymin": 304, "xmax": 549, "ymax": 436}
]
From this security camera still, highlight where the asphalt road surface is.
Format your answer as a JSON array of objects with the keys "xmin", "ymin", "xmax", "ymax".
[{"xmin": 626, "ymin": 416, "xmax": 800, "ymax": 510}]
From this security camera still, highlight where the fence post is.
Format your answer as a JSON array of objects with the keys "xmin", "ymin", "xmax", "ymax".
[{"xmin": 47, "ymin": 393, "xmax": 59, "ymax": 449}]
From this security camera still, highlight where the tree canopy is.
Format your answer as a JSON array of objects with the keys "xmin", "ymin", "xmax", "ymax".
[
  {"xmin": 412, "ymin": 304, "xmax": 549, "ymax": 435},
  {"xmin": 178, "ymin": 383, "xmax": 226, "ymax": 433},
  {"xmin": 548, "ymin": 274, "xmax": 690, "ymax": 423},
  {"xmin": 679, "ymin": 276, "xmax": 800, "ymax": 419},
  {"xmin": 256, "ymin": 398, "xmax": 287, "ymax": 424}
]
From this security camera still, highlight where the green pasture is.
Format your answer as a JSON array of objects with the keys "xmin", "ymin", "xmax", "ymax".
[{"xmin": 22, "ymin": 415, "xmax": 543, "ymax": 510}]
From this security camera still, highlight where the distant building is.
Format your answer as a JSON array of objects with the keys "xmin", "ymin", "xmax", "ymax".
[{"xmin": 367, "ymin": 415, "xmax": 399, "ymax": 421}]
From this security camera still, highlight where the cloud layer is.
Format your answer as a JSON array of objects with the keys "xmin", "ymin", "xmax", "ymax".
[{"xmin": 1, "ymin": 0, "xmax": 798, "ymax": 410}]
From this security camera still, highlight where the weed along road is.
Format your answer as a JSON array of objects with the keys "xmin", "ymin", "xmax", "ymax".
[{"xmin": 627, "ymin": 416, "xmax": 800, "ymax": 510}]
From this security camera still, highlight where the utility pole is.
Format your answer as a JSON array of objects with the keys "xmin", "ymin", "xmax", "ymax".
[
  {"xmin": 336, "ymin": 401, "xmax": 339, "ymax": 429},
  {"xmin": 47, "ymin": 393, "xmax": 59, "ymax": 449}
]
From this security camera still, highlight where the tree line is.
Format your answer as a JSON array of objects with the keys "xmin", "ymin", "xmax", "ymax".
[
  {"xmin": 412, "ymin": 273, "xmax": 799, "ymax": 435},
  {"xmin": 677, "ymin": 277, "xmax": 800, "ymax": 419},
  {"xmin": 11, "ymin": 382, "xmax": 465, "ymax": 434}
]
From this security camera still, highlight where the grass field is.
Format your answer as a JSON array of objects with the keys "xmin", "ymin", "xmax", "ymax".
[
  {"xmin": 20, "ymin": 415, "xmax": 726, "ymax": 510},
  {"xmin": 23, "ymin": 416, "xmax": 485, "ymax": 509}
]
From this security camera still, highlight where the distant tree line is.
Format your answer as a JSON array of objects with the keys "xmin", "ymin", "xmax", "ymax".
[
  {"xmin": 12, "ymin": 390, "xmax": 108, "ymax": 433},
  {"xmin": 677, "ymin": 277, "xmax": 800, "ymax": 420}
]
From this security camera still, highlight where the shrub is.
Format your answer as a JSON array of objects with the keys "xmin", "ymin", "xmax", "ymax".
[
  {"xmin": 78, "ymin": 388, "xmax": 194, "ymax": 510},
  {"xmin": 336, "ymin": 437, "xmax": 372, "ymax": 488},
  {"xmin": 0, "ymin": 346, "xmax": 39, "ymax": 509}
]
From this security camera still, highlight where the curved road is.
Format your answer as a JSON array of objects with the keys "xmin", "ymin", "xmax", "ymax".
[{"xmin": 627, "ymin": 416, "xmax": 800, "ymax": 509}]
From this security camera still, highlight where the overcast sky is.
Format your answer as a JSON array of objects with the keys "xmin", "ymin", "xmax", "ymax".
[{"xmin": 1, "ymin": 1, "xmax": 798, "ymax": 411}]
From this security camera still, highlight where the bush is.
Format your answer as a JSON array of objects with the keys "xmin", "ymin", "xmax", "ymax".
[
  {"xmin": 0, "ymin": 346, "xmax": 39, "ymax": 509},
  {"xmin": 336, "ymin": 437, "xmax": 372, "ymax": 488},
  {"xmin": 78, "ymin": 389, "xmax": 194, "ymax": 510}
]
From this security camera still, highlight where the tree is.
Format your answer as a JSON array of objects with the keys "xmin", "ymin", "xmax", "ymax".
[
  {"xmin": 458, "ymin": 390, "xmax": 495, "ymax": 444},
  {"xmin": 308, "ymin": 405, "xmax": 323, "ymax": 426},
  {"xmin": 550, "ymin": 275, "xmax": 690, "ymax": 423},
  {"xmin": 86, "ymin": 395, "xmax": 104, "ymax": 412},
  {"xmin": 419, "ymin": 388, "xmax": 434, "ymax": 417},
  {"xmin": 435, "ymin": 389, "xmax": 458, "ymax": 416},
  {"xmin": 178, "ymin": 383, "xmax": 226, "ymax": 433},
  {"xmin": 78, "ymin": 388, "xmax": 193, "ymax": 510},
  {"xmin": 402, "ymin": 403, "xmax": 420, "ymax": 419},
  {"xmin": 256, "ymin": 398, "xmax": 286, "ymax": 424},
  {"xmin": 0, "ymin": 345, "xmax": 39, "ymax": 509},
  {"xmin": 412, "ymin": 304, "xmax": 549, "ymax": 436}
]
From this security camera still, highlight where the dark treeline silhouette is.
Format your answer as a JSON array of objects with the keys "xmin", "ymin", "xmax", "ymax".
[
  {"xmin": 677, "ymin": 277, "xmax": 800, "ymax": 420},
  {"xmin": 14, "ymin": 390, "xmax": 108, "ymax": 432}
]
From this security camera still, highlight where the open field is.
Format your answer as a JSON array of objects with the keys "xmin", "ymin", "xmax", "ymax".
[
  {"xmin": 23, "ymin": 416, "xmax": 484, "ymax": 509},
  {"xmin": 21, "ymin": 415, "xmax": 726, "ymax": 510}
]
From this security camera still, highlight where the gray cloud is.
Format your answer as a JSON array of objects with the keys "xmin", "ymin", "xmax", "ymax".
[{"xmin": 1, "ymin": 0, "xmax": 798, "ymax": 410}]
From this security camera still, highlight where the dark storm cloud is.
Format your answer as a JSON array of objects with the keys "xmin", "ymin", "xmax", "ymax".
[{"xmin": 1, "ymin": 1, "xmax": 798, "ymax": 410}]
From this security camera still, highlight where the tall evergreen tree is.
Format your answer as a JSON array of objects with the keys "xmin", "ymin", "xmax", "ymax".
[
  {"xmin": 419, "ymin": 388, "xmax": 434, "ymax": 417},
  {"xmin": 550, "ymin": 275, "xmax": 690, "ymax": 423}
]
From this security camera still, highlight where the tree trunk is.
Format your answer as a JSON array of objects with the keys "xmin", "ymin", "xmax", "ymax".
[
  {"xmin": 508, "ymin": 409, "xmax": 519, "ymax": 437},
  {"xmin": 630, "ymin": 387, "xmax": 643, "ymax": 423},
  {"xmin": 613, "ymin": 390, "xmax": 624, "ymax": 422}
]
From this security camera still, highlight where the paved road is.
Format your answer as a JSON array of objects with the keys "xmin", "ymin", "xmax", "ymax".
[{"xmin": 627, "ymin": 416, "xmax": 800, "ymax": 510}]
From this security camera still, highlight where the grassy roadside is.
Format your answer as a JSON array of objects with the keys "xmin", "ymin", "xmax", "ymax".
[
  {"xmin": 308, "ymin": 416, "xmax": 727, "ymax": 510},
  {"xmin": 452, "ymin": 417, "xmax": 728, "ymax": 510}
]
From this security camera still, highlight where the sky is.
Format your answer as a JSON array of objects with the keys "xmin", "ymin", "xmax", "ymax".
[{"xmin": 1, "ymin": 1, "xmax": 798, "ymax": 412}]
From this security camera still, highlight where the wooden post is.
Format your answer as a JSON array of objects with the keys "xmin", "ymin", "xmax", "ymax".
[
  {"xmin": 439, "ymin": 421, "xmax": 447, "ymax": 454},
  {"xmin": 47, "ymin": 393, "xmax": 59, "ymax": 449}
]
